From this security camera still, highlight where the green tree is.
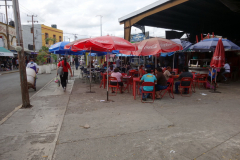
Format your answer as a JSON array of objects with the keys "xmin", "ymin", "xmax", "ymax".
[{"xmin": 45, "ymin": 37, "xmax": 57, "ymax": 45}]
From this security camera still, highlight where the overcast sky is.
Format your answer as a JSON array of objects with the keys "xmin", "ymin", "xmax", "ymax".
[{"xmin": 0, "ymin": 0, "xmax": 169, "ymax": 41}]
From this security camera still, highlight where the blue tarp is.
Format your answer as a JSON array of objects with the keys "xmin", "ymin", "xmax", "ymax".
[{"xmin": 190, "ymin": 38, "xmax": 240, "ymax": 52}]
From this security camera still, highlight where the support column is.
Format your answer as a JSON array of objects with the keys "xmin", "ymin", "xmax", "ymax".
[{"xmin": 124, "ymin": 20, "xmax": 132, "ymax": 41}]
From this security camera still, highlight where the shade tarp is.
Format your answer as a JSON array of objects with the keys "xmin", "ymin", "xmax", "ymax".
[{"xmin": 0, "ymin": 47, "xmax": 14, "ymax": 56}]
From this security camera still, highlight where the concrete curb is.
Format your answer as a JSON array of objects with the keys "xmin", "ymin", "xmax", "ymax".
[{"xmin": 0, "ymin": 70, "xmax": 19, "ymax": 75}]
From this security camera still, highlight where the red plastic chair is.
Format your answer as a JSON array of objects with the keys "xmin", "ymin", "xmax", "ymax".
[
  {"xmin": 108, "ymin": 77, "xmax": 121, "ymax": 96},
  {"xmin": 99, "ymin": 72, "xmax": 105, "ymax": 88},
  {"xmin": 179, "ymin": 77, "xmax": 192, "ymax": 97},
  {"xmin": 159, "ymin": 78, "xmax": 174, "ymax": 99},
  {"xmin": 197, "ymin": 75, "xmax": 208, "ymax": 89},
  {"xmin": 141, "ymin": 82, "xmax": 155, "ymax": 103}
]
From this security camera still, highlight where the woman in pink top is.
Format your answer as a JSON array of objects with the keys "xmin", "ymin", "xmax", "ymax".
[{"xmin": 110, "ymin": 68, "xmax": 123, "ymax": 93}]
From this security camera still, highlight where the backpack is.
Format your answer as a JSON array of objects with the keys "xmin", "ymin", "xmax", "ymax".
[{"xmin": 57, "ymin": 62, "xmax": 64, "ymax": 75}]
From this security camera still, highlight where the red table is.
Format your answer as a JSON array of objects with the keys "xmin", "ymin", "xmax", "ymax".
[
  {"xmin": 133, "ymin": 77, "xmax": 141, "ymax": 100},
  {"xmin": 122, "ymin": 76, "xmax": 131, "ymax": 92}
]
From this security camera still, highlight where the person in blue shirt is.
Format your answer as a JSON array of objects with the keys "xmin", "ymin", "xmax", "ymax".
[
  {"xmin": 207, "ymin": 67, "xmax": 217, "ymax": 82},
  {"xmin": 140, "ymin": 68, "xmax": 157, "ymax": 101}
]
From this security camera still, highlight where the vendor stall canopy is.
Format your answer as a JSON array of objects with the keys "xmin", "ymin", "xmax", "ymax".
[{"xmin": 119, "ymin": 0, "xmax": 240, "ymax": 44}]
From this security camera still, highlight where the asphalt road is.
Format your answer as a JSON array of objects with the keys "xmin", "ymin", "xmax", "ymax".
[{"xmin": 0, "ymin": 72, "xmax": 56, "ymax": 121}]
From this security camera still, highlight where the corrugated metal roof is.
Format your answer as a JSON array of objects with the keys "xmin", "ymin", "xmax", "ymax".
[{"xmin": 118, "ymin": 0, "xmax": 171, "ymax": 22}]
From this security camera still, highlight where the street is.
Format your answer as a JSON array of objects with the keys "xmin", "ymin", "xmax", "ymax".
[{"xmin": 0, "ymin": 72, "xmax": 56, "ymax": 121}]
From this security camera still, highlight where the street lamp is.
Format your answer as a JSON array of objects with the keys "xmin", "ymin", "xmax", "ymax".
[{"xmin": 96, "ymin": 15, "xmax": 103, "ymax": 36}]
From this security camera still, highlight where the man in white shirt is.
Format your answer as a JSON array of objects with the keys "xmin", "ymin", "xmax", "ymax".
[
  {"xmin": 222, "ymin": 62, "xmax": 230, "ymax": 81},
  {"xmin": 163, "ymin": 66, "xmax": 173, "ymax": 80},
  {"xmin": 26, "ymin": 58, "xmax": 39, "ymax": 90}
]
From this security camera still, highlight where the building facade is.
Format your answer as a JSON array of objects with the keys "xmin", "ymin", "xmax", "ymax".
[
  {"xmin": 41, "ymin": 24, "xmax": 63, "ymax": 47},
  {"xmin": 22, "ymin": 24, "xmax": 63, "ymax": 52},
  {"xmin": 0, "ymin": 22, "xmax": 17, "ymax": 49}
]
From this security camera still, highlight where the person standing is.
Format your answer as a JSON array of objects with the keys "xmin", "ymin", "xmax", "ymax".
[
  {"xmin": 74, "ymin": 56, "xmax": 79, "ymax": 70},
  {"xmin": 221, "ymin": 61, "xmax": 230, "ymax": 81},
  {"xmin": 26, "ymin": 58, "xmax": 39, "ymax": 90},
  {"xmin": 16, "ymin": 58, "xmax": 19, "ymax": 69},
  {"xmin": 57, "ymin": 57, "xmax": 73, "ymax": 92}
]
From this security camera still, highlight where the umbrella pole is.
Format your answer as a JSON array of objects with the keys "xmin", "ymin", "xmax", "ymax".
[
  {"xmin": 107, "ymin": 51, "xmax": 109, "ymax": 101},
  {"xmin": 86, "ymin": 49, "xmax": 95, "ymax": 93},
  {"xmin": 173, "ymin": 52, "xmax": 175, "ymax": 69},
  {"xmin": 121, "ymin": 53, "xmax": 122, "ymax": 72}
]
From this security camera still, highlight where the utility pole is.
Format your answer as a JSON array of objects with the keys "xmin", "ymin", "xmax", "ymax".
[
  {"xmin": 12, "ymin": 0, "xmax": 31, "ymax": 108},
  {"xmin": 73, "ymin": 34, "xmax": 78, "ymax": 41},
  {"xmin": 5, "ymin": 0, "xmax": 10, "ymax": 49},
  {"xmin": 27, "ymin": 15, "xmax": 38, "ymax": 53},
  {"xmin": 96, "ymin": 15, "xmax": 103, "ymax": 36}
]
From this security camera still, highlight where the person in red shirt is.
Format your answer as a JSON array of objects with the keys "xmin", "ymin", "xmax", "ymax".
[
  {"xmin": 57, "ymin": 57, "xmax": 73, "ymax": 92},
  {"xmin": 138, "ymin": 65, "xmax": 145, "ymax": 77}
]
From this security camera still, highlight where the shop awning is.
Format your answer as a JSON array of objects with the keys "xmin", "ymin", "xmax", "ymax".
[{"xmin": 0, "ymin": 47, "xmax": 14, "ymax": 57}]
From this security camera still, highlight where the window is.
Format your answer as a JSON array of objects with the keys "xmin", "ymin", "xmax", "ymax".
[
  {"xmin": 53, "ymin": 35, "xmax": 56, "ymax": 43},
  {"xmin": 45, "ymin": 33, "xmax": 49, "ymax": 44},
  {"xmin": 59, "ymin": 36, "xmax": 62, "ymax": 42}
]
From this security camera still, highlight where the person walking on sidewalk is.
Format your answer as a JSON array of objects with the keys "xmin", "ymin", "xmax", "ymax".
[
  {"xmin": 74, "ymin": 56, "xmax": 79, "ymax": 70},
  {"xmin": 57, "ymin": 57, "xmax": 73, "ymax": 92},
  {"xmin": 26, "ymin": 58, "xmax": 39, "ymax": 90}
]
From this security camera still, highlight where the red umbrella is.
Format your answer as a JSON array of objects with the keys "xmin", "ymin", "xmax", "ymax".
[
  {"xmin": 69, "ymin": 36, "xmax": 136, "ymax": 101},
  {"xmin": 132, "ymin": 38, "xmax": 183, "ymax": 56},
  {"xmin": 210, "ymin": 38, "xmax": 225, "ymax": 68},
  {"xmin": 72, "ymin": 35, "xmax": 136, "ymax": 52},
  {"xmin": 64, "ymin": 38, "xmax": 107, "ymax": 52}
]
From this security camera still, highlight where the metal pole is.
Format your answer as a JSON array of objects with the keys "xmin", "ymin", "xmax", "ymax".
[
  {"xmin": 96, "ymin": 15, "xmax": 102, "ymax": 36},
  {"xmin": 107, "ymin": 51, "xmax": 109, "ymax": 101},
  {"xmin": 89, "ymin": 51, "xmax": 92, "ymax": 92},
  {"xmin": 12, "ymin": 0, "xmax": 31, "ymax": 108},
  {"xmin": 5, "ymin": 0, "xmax": 10, "ymax": 50},
  {"xmin": 32, "ymin": 16, "xmax": 35, "ymax": 53}
]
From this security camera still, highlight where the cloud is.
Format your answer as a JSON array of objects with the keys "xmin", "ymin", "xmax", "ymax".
[{"xmin": 0, "ymin": 0, "xmax": 168, "ymax": 40}]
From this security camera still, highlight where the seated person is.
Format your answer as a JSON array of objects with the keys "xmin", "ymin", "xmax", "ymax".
[
  {"xmin": 140, "ymin": 68, "xmax": 157, "ymax": 101},
  {"xmin": 175, "ymin": 66, "xmax": 193, "ymax": 94},
  {"xmin": 155, "ymin": 68, "xmax": 168, "ymax": 98},
  {"xmin": 138, "ymin": 65, "xmax": 145, "ymax": 77},
  {"xmin": 87, "ymin": 61, "xmax": 94, "ymax": 68},
  {"xmin": 208, "ymin": 67, "xmax": 217, "ymax": 83},
  {"xmin": 163, "ymin": 66, "xmax": 173, "ymax": 80},
  {"xmin": 110, "ymin": 68, "xmax": 123, "ymax": 93},
  {"xmin": 108, "ymin": 65, "xmax": 115, "ymax": 72},
  {"xmin": 221, "ymin": 62, "xmax": 230, "ymax": 81},
  {"xmin": 103, "ymin": 62, "xmax": 107, "ymax": 68}
]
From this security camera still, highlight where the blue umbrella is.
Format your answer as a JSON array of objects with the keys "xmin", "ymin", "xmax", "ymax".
[
  {"xmin": 49, "ymin": 41, "xmax": 84, "ymax": 55},
  {"xmin": 190, "ymin": 38, "xmax": 240, "ymax": 52}
]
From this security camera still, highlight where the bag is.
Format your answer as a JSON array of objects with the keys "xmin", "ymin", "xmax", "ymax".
[
  {"xmin": 54, "ymin": 77, "xmax": 60, "ymax": 83},
  {"xmin": 57, "ymin": 62, "xmax": 64, "ymax": 75}
]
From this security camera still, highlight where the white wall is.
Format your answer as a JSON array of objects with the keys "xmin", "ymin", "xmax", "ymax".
[{"xmin": 22, "ymin": 24, "xmax": 42, "ymax": 51}]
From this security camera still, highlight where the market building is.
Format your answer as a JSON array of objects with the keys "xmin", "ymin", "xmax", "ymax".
[
  {"xmin": 118, "ymin": 0, "xmax": 240, "ymax": 77},
  {"xmin": 118, "ymin": 0, "xmax": 240, "ymax": 44}
]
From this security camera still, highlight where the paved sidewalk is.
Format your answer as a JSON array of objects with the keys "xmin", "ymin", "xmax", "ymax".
[{"xmin": 0, "ymin": 67, "xmax": 240, "ymax": 160}]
